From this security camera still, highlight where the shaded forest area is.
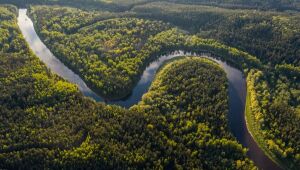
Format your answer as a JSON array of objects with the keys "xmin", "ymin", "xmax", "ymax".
[
  {"xmin": 1, "ymin": 0, "xmax": 300, "ymax": 11},
  {"xmin": 132, "ymin": 1, "xmax": 300, "ymax": 66}
]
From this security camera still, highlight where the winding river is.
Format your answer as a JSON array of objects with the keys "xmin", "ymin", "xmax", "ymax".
[{"xmin": 18, "ymin": 9, "xmax": 280, "ymax": 170}]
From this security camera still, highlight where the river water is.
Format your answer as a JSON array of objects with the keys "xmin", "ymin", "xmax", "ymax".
[{"xmin": 18, "ymin": 9, "xmax": 280, "ymax": 170}]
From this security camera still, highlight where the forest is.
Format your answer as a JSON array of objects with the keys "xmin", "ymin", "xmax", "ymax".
[
  {"xmin": 0, "ymin": 4, "xmax": 255, "ymax": 169},
  {"xmin": 167, "ymin": 0, "xmax": 300, "ymax": 11},
  {"xmin": 1, "ymin": 0, "xmax": 299, "ymax": 11},
  {"xmin": 246, "ymin": 69, "xmax": 300, "ymax": 169},
  {"xmin": 29, "ymin": 5, "xmax": 262, "ymax": 99},
  {"xmin": 132, "ymin": 1, "xmax": 300, "ymax": 66},
  {"xmin": 0, "ymin": 0, "xmax": 299, "ymax": 169},
  {"xmin": 29, "ymin": 5, "xmax": 172, "ymax": 99},
  {"xmin": 27, "ymin": 3, "xmax": 300, "ymax": 169}
]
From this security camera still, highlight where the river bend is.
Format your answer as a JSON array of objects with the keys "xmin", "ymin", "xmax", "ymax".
[{"xmin": 17, "ymin": 9, "xmax": 280, "ymax": 170}]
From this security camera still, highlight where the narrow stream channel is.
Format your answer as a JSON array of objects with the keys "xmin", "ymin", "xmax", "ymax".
[{"xmin": 18, "ymin": 9, "xmax": 281, "ymax": 170}]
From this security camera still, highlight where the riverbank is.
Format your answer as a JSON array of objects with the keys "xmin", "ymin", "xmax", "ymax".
[{"xmin": 245, "ymin": 80, "xmax": 287, "ymax": 170}]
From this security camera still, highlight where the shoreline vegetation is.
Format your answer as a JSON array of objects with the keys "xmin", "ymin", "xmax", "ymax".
[
  {"xmin": 245, "ymin": 70, "xmax": 300, "ymax": 170},
  {"xmin": 245, "ymin": 84, "xmax": 284, "ymax": 169},
  {"xmin": 131, "ymin": 56, "xmax": 256, "ymax": 169}
]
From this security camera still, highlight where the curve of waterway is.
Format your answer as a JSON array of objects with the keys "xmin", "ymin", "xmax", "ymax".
[{"xmin": 18, "ymin": 9, "xmax": 280, "ymax": 170}]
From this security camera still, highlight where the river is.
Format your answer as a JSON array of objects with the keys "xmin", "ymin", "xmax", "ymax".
[{"xmin": 17, "ymin": 9, "xmax": 280, "ymax": 170}]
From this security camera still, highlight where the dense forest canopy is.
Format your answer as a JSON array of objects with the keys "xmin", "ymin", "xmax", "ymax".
[
  {"xmin": 0, "ymin": 4, "xmax": 256, "ymax": 169},
  {"xmin": 29, "ymin": 5, "xmax": 263, "ymax": 99},
  {"xmin": 132, "ymin": 1, "xmax": 300, "ymax": 66},
  {"xmin": 2, "ymin": 1, "xmax": 300, "ymax": 68},
  {"xmin": 29, "ymin": 5, "xmax": 173, "ymax": 99},
  {"xmin": 28, "ymin": 3, "xmax": 300, "ymax": 169},
  {"xmin": 0, "ymin": 0, "xmax": 299, "ymax": 169},
  {"xmin": 169, "ymin": 0, "xmax": 300, "ymax": 11}
]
